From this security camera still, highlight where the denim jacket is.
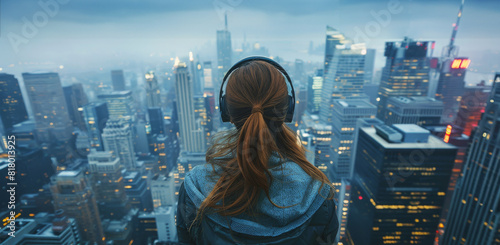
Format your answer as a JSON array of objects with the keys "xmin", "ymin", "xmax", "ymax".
[{"xmin": 176, "ymin": 156, "xmax": 339, "ymax": 244}]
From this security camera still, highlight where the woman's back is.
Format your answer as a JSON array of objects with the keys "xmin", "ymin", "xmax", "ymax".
[{"xmin": 176, "ymin": 154, "xmax": 338, "ymax": 244}]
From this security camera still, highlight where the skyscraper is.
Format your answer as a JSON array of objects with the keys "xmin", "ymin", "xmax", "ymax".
[
  {"xmin": 307, "ymin": 69, "xmax": 324, "ymax": 114},
  {"xmin": 111, "ymin": 70, "xmax": 126, "ymax": 91},
  {"xmin": 320, "ymin": 40, "xmax": 368, "ymax": 123},
  {"xmin": 384, "ymin": 96, "xmax": 444, "ymax": 126},
  {"xmin": 83, "ymin": 102, "xmax": 109, "ymax": 150},
  {"xmin": 347, "ymin": 124, "xmax": 456, "ymax": 244},
  {"xmin": 88, "ymin": 150, "xmax": 130, "ymax": 219},
  {"xmin": 376, "ymin": 37, "xmax": 432, "ymax": 120},
  {"xmin": 50, "ymin": 170, "xmax": 105, "ymax": 244},
  {"xmin": 97, "ymin": 90, "xmax": 135, "ymax": 121},
  {"xmin": 435, "ymin": 58, "xmax": 469, "ymax": 123},
  {"xmin": 216, "ymin": 14, "xmax": 232, "ymax": 82},
  {"xmin": 323, "ymin": 26, "xmax": 350, "ymax": 77},
  {"xmin": 151, "ymin": 172, "xmax": 176, "ymax": 208},
  {"xmin": 148, "ymin": 107, "xmax": 166, "ymax": 135},
  {"xmin": 102, "ymin": 118, "xmax": 137, "ymax": 170},
  {"xmin": 174, "ymin": 63, "xmax": 205, "ymax": 153},
  {"xmin": 454, "ymin": 81, "xmax": 491, "ymax": 136},
  {"xmin": 442, "ymin": 73, "xmax": 500, "ymax": 245},
  {"xmin": 145, "ymin": 71, "xmax": 161, "ymax": 108},
  {"xmin": 331, "ymin": 99, "xmax": 376, "ymax": 180},
  {"xmin": 0, "ymin": 73, "xmax": 28, "ymax": 132},
  {"xmin": 63, "ymin": 83, "xmax": 88, "ymax": 131},
  {"xmin": 22, "ymin": 72, "xmax": 73, "ymax": 143}
]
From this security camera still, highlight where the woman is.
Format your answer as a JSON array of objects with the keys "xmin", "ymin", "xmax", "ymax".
[{"xmin": 176, "ymin": 58, "xmax": 339, "ymax": 244}]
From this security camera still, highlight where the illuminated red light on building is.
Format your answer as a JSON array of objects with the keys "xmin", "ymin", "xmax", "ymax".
[
  {"xmin": 460, "ymin": 59, "xmax": 471, "ymax": 69},
  {"xmin": 358, "ymin": 196, "xmax": 363, "ymax": 200},
  {"xmin": 451, "ymin": 59, "xmax": 471, "ymax": 69},
  {"xmin": 444, "ymin": 125, "xmax": 452, "ymax": 143}
]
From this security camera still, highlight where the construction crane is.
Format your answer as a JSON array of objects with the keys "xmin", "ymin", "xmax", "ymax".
[{"xmin": 442, "ymin": 0, "xmax": 465, "ymax": 60}]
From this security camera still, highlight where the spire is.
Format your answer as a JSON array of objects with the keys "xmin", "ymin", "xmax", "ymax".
[
  {"xmin": 445, "ymin": 0, "xmax": 465, "ymax": 58},
  {"xmin": 225, "ymin": 12, "xmax": 228, "ymax": 31}
]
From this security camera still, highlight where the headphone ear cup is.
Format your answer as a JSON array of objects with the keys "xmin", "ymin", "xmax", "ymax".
[
  {"xmin": 285, "ymin": 95, "xmax": 294, "ymax": 123},
  {"xmin": 220, "ymin": 95, "xmax": 230, "ymax": 122}
]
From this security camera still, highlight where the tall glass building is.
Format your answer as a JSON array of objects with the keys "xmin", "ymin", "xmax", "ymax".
[
  {"xmin": 22, "ymin": 72, "xmax": 73, "ymax": 143},
  {"xmin": 347, "ymin": 124, "xmax": 456, "ymax": 244},
  {"xmin": 442, "ymin": 73, "xmax": 500, "ymax": 245},
  {"xmin": 376, "ymin": 37, "xmax": 432, "ymax": 120},
  {"xmin": 0, "ymin": 73, "xmax": 28, "ymax": 132}
]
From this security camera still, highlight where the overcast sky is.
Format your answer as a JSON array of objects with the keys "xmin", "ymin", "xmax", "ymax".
[{"xmin": 1, "ymin": 0, "xmax": 499, "ymax": 81}]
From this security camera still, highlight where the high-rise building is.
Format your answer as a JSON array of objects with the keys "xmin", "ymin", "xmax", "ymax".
[
  {"xmin": 63, "ymin": 83, "xmax": 88, "ymax": 131},
  {"xmin": 97, "ymin": 90, "xmax": 135, "ymax": 121},
  {"xmin": 155, "ymin": 206, "xmax": 178, "ymax": 242},
  {"xmin": 151, "ymin": 172, "xmax": 176, "ymax": 208},
  {"xmin": 148, "ymin": 107, "xmax": 165, "ymax": 136},
  {"xmin": 102, "ymin": 118, "xmax": 137, "ymax": 170},
  {"xmin": 0, "ymin": 211, "xmax": 81, "ymax": 244},
  {"xmin": 454, "ymin": 81, "xmax": 491, "ymax": 136},
  {"xmin": 111, "ymin": 70, "xmax": 126, "ymax": 91},
  {"xmin": 189, "ymin": 52, "xmax": 202, "ymax": 96},
  {"xmin": 174, "ymin": 63, "xmax": 205, "ymax": 153},
  {"xmin": 145, "ymin": 71, "xmax": 161, "ymax": 108},
  {"xmin": 376, "ymin": 37, "xmax": 432, "ymax": 120},
  {"xmin": 0, "ymin": 73, "xmax": 28, "ymax": 132},
  {"xmin": 50, "ymin": 170, "xmax": 105, "ymax": 244},
  {"xmin": 347, "ymin": 124, "xmax": 456, "ymax": 244},
  {"xmin": 203, "ymin": 61, "xmax": 215, "ymax": 91},
  {"xmin": 435, "ymin": 58, "xmax": 469, "ymax": 123},
  {"xmin": 364, "ymin": 49, "xmax": 376, "ymax": 84},
  {"xmin": 88, "ymin": 150, "xmax": 130, "ymax": 219},
  {"xmin": 307, "ymin": 69, "xmax": 324, "ymax": 114},
  {"xmin": 22, "ymin": 72, "xmax": 73, "ymax": 142},
  {"xmin": 320, "ymin": 41, "xmax": 368, "ymax": 123},
  {"xmin": 442, "ymin": 73, "xmax": 500, "ymax": 245},
  {"xmin": 323, "ymin": 26, "xmax": 350, "ymax": 77},
  {"xmin": 216, "ymin": 14, "xmax": 232, "ymax": 82},
  {"xmin": 83, "ymin": 102, "xmax": 109, "ymax": 150},
  {"xmin": 294, "ymin": 59, "xmax": 305, "ymax": 82},
  {"xmin": 384, "ymin": 96, "xmax": 444, "ymax": 126},
  {"xmin": 331, "ymin": 99, "xmax": 376, "ymax": 180},
  {"xmin": 123, "ymin": 171, "xmax": 153, "ymax": 212}
]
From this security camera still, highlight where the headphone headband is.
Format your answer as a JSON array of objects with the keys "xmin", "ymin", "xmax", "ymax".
[{"xmin": 218, "ymin": 56, "xmax": 296, "ymax": 123}]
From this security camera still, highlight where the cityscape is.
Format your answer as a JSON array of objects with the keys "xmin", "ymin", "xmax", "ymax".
[{"xmin": 1, "ymin": 0, "xmax": 500, "ymax": 244}]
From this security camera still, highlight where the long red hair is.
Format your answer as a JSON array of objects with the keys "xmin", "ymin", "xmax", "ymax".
[{"xmin": 193, "ymin": 60, "xmax": 334, "ymax": 226}]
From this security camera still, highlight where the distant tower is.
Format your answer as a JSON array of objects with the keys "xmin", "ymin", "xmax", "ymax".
[
  {"xmin": 102, "ymin": 118, "xmax": 137, "ymax": 170},
  {"xmin": 434, "ymin": 0, "xmax": 468, "ymax": 123},
  {"xmin": 376, "ymin": 38, "xmax": 432, "ymax": 120},
  {"xmin": 63, "ymin": 83, "xmax": 88, "ymax": 131},
  {"xmin": 0, "ymin": 73, "xmax": 28, "ymax": 132},
  {"xmin": 22, "ymin": 72, "xmax": 73, "ymax": 143},
  {"xmin": 111, "ymin": 70, "xmax": 126, "ymax": 91},
  {"xmin": 442, "ymin": 73, "xmax": 500, "ymax": 245},
  {"xmin": 216, "ymin": 13, "xmax": 232, "ymax": 83},
  {"xmin": 145, "ymin": 71, "xmax": 161, "ymax": 108},
  {"xmin": 174, "ymin": 63, "xmax": 205, "ymax": 153},
  {"xmin": 83, "ymin": 102, "xmax": 109, "ymax": 150},
  {"xmin": 50, "ymin": 170, "xmax": 105, "ymax": 244}
]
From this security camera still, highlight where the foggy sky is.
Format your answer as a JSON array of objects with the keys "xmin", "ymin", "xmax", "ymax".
[{"xmin": 1, "ymin": 0, "xmax": 499, "ymax": 81}]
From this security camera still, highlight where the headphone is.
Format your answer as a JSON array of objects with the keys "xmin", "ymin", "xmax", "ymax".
[{"xmin": 219, "ymin": 56, "xmax": 296, "ymax": 123}]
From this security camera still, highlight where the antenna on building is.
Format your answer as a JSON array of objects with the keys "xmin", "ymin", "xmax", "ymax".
[
  {"xmin": 442, "ymin": 0, "xmax": 465, "ymax": 59},
  {"xmin": 225, "ymin": 12, "xmax": 228, "ymax": 31}
]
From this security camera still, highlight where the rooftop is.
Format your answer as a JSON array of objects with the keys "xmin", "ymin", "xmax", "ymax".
[{"xmin": 361, "ymin": 127, "xmax": 456, "ymax": 150}]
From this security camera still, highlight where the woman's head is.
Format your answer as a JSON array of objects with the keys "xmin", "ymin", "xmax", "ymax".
[
  {"xmin": 195, "ymin": 58, "xmax": 334, "ymax": 227},
  {"xmin": 225, "ymin": 60, "xmax": 289, "ymax": 130}
]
